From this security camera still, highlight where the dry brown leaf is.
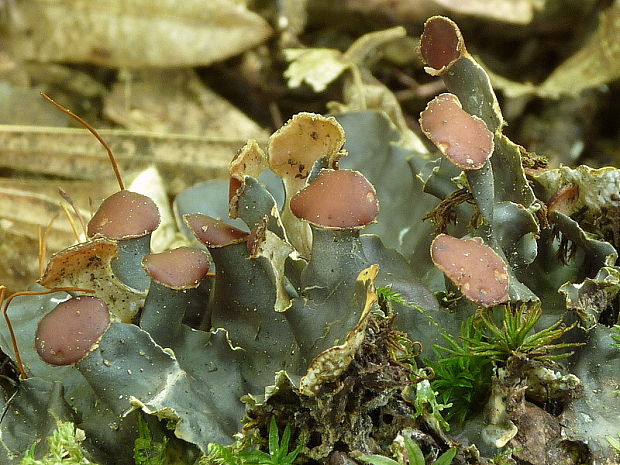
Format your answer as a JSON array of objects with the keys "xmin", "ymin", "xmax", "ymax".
[
  {"xmin": 0, "ymin": 229, "xmax": 40, "ymax": 293},
  {"xmin": 0, "ymin": 82, "xmax": 71, "ymax": 126},
  {"xmin": 329, "ymin": 0, "xmax": 544, "ymax": 24},
  {"xmin": 0, "ymin": 125, "xmax": 257, "ymax": 194},
  {"xmin": 104, "ymin": 69, "xmax": 267, "ymax": 139},
  {"xmin": 5, "ymin": 0, "xmax": 272, "ymax": 68},
  {"xmin": 487, "ymin": 3, "xmax": 620, "ymax": 98},
  {"xmin": 433, "ymin": 0, "xmax": 545, "ymax": 24},
  {"xmin": 0, "ymin": 179, "xmax": 116, "ymax": 244},
  {"xmin": 0, "ymin": 182, "xmax": 96, "ymax": 292},
  {"xmin": 336, "ymin": 0, "xmax": 440, "ymax": 23},
  {"xmin": 284, "ymin": 27, "xmax": 428, "ymax": 154},
  {"xmin": 538, "ymin": 2, "xmax": 620, "ymax": 98},
  {"xmin": 24, "ymin": 63, "xmax": 107, "ymax": 98},
  {"xmin": 0, "ymin": 185, "xmax": 82, "ymax": 244},
  {"xmin": 0, "ymin": 178, "xmax": 116, "ymax": 211},
  {"xmin": 0, "ymin": 172, "xmax": 174, "ymax": 292}
]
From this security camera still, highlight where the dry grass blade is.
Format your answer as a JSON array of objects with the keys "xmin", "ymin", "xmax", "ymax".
[
  {"xmin": 38, "ymin": 213, "xmax": 59, "ymax": 277},
  {"xmin": 0, "ymin": 125, "xmax": 256, "ymax": 194}
]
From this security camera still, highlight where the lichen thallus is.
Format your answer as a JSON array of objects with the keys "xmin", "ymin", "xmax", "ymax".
[{"xmin": 1, "ymin": 93, "xmax": 197, "ymax": 379}]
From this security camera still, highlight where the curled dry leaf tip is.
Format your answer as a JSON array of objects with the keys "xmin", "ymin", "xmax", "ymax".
[{"xmin": 268, "ymin": 112, "xmax": 346, "ymax": 180}]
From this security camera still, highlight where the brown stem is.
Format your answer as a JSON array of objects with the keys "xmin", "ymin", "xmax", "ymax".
[{"xmin": 40, "ymin": 92, "xmax": 125, "ymax": 191}]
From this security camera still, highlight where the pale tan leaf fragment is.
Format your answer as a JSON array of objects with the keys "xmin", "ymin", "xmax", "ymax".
[
  {"xmin": 284, "ymin": 26, "xmax": 406, "ymax": 92},
  {"xmin": 0, "ymin": 179, "xmax": 115, "ymax": 291},
  {"xmin": 0, "ymin": 184, "xmax": 89, "ymax": 248},
  {"xmin": 337, "ymin": 0, "xmax": 438, "ymax": 24},
  {"xmin": 5, "ymin": 0, "xmax": 272, "ymax": 68},
  {"xmin": 0, "ymin": 178, "xmax": 116, "ymax": 213},
  {"xmin": 284, "ymin": 27, "xmax": 428, "ymax": 153},
  {"xmin": 230, "ymin": 140, "xmax": 268, "ymax": 180},
  {"xmin": 128, "ymin": 167, "xmax": 177, "ymax": 253},
  {"xmin": 283, "ymin": 49, "xmax": 348, "ymax": 92},
  {"xmin": 24, "ymin": 63, "xmax": 107, "ymax": 98},
  {"xmin": 343, "ymin": 26, "xmax": 407, "ymax": 65}
]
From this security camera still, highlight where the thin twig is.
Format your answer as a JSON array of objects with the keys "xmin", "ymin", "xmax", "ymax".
[{"xmin": 40, "ymin": 92, "xmax": 125, "ymax": 190}]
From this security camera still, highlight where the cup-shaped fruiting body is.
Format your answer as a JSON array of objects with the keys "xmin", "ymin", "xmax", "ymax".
[
  {"xmin": 88, "ymin": 190, "xmax": 160, "ymax": 240},
  {"xmin": 183, "ymin": 214, "xmax": 250, "ymax": 326},
  {"xmin": 431, "ymin": 234, "xmax": 509, "ymax": 308},
  {"xmin": 35, "ymin": 296, "xmax": 110, "ymax": 366},
  {"xmin": 419, "ymin": 16, "xmax": 503, "ymax": 133},
  {"xmin": 288, "ymin": 169, "xmax": 376, "ymax": 297},
  {"xmin": 88, "ymin": 190, "xmax": 161, "ymax": 292},
  {"xmin": 419, "ymin": 16, "xmax": 465, "ymax": 74},
  {"xmin": 268, "ymin": 112, "xmax": 347, "ymax": 256},
  {"xmin": 143, "ymin": 247, "xmax": 211, "ymax": 290},
  {"xmin": 140, "ymin": 247, "xmax": 211, "ymax": 347},
  {"xmin": 290, "ymin": 169, "xmax": 379, "ymax": 229},
  {"xmin": 420, "ymin": 93, "xmax": 494, "ymax": 171},
  {"xmin": 184, "ymin": 214, "xmax": 249, "ymax": 248}
]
